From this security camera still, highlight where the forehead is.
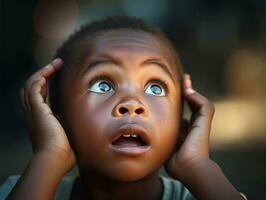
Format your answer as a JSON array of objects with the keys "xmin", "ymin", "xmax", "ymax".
[
  {"xmin": 93, "ymin": 30, "xmax": 167, "ymax": 54},
  {"xmin": 81, "ymin": 30, "xmax": 178, "ymax": 78}
]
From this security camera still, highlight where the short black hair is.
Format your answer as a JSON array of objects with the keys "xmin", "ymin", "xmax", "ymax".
[{"xmin": 49, "ymin": 15, "xmax": 183, "ymax": 114}]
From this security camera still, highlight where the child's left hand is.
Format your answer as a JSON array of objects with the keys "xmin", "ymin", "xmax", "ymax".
[{"xmin": 165, "ymin": 74, "xmax": 215, "ymax": 180}]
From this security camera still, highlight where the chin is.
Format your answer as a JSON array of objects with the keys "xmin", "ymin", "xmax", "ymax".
[
  {"xmin": 104, "ymin": 162, "xmax": 159, "ymax": 182},
  {"xmin": 110, "ymin": 171, "xmax": 147, "ymax": 182}
]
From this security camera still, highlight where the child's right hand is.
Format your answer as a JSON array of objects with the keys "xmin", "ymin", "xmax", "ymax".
[{"xmin": 20, "ymin": 59, "xmax": 76, "ymax": 172}]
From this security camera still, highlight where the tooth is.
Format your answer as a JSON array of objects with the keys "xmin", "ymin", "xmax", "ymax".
[
  {"xmin": 131, "ymin": 134, "xmax": 138, "ymax": 138},
  {"xmin": 123, "ymin": 134, "xmax": 130, "ymax": 138}
]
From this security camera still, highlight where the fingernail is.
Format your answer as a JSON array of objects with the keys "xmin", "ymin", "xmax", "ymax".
[
  {"xmin": 44, "ymin": 64, "xmax": 52, "ymax": 69},
  {"xmin": 52, "ymin": 58, "xmax": 62, "ymax": 65},
  {"xmin": 186, "ymin": 78, "xmax": 192, "ymax": 88},
  {"xmin": 184, "ymin": 74, "xmax": 190, "ymax": 79},
  {"xmin": 183, "ymin": 76, "xmax": 192, "ymax": 89},
  {"xmin": 186, "ymin": 88, "xmax": 195, "ymax": 94}
]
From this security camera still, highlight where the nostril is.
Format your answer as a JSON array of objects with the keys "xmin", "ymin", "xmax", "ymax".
[
  {"xmin": 119, "ymin": 107, "xmax": 128, "ymax": 114},
  {"xmin": 135, "ymin": 108, "xmax": 144, "ymax": 115}
]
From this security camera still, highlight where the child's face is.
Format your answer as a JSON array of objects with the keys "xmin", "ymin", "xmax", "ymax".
[{"xmin": 60, "ymin": 30, "xmax": 182, "ymax": 181}]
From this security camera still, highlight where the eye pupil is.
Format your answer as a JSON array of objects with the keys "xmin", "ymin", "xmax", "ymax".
[
  {"xmin": 99, "ymin": 82, "xmax": 110, "ymax": 92},
  {"xmin": 151, "ymin": 85, "xmax": 162, "ymax": 94}
]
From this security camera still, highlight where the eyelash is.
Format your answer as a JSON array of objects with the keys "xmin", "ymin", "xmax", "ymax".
[
  {"xmin": 88, "ymin": 74, "xmax": 115, "ymax": 88},
  {"xmin": 145, "ymin": 78, "xmax": 169, "ymax": 95},
  {"xmin": 88, "ymin": 74, "xmax": 170, "ymax": 95}
]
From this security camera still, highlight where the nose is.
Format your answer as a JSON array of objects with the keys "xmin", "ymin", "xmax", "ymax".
[{"xmin": 113, "ymin": 100, "xmax": 148, "ymax": 117}]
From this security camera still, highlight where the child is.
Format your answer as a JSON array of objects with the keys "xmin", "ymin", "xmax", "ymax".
[{"xmin": 1, "ymin": 16, "xmax": 246, "ymax": 200}]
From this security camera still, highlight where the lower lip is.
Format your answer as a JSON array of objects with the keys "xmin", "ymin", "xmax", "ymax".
[{"xmin": 109, "ymin": 144, "xmax": 151, "ymax": 155}]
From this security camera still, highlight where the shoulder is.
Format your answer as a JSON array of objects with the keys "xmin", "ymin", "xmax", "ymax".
[
  {"xmin": 159, "ymin": 176, "xmax": 248, "ymax": 200},
  {"xmin": 0, "ymin": 175, "xmax": 77, "ymax": 200},
  {"xmin": 159, "ymin": 175, "xmax": 195, "ymax": 200}
]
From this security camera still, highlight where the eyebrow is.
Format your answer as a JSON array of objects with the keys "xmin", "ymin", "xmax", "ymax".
[
  {"xmin": 82, "ymin": 59, "xmax": 117, "ymax": 74},
  {"xmin": 82, "ymin": 57, "xmax": 175, "ymax": 82},
  {"xmin": 142, "ymin": 59, "xmax": 175, "ymax": 82}
]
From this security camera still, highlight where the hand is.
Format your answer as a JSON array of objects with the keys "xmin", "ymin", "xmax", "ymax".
[
  {"xmin": 20, "ymin": 58, "xmax": 76, "ymax": 172},
  {"xmin": 165, "ymin": 74, "xmax": 215, "ymax": 180}
]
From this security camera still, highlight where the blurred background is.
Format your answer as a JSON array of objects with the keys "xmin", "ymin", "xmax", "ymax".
[{"xmin": 0, "ymin": 0, "xmax": 265, "ymax": 198}]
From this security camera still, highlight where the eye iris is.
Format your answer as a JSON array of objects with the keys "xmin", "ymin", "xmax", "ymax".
[
  {"xmin": 99, "ymin": 82, "xmax": 110, "ymax": 92},
  {"xmin": 151, "ymin": 85, "xmax": 162, "ymax": 95}
]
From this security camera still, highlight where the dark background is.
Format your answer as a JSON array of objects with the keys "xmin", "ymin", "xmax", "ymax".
[{"xmin": 1, "ymin": 0, "xmax": 266, "ymax": 199}]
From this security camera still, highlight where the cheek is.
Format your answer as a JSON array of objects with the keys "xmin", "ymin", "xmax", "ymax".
[
  {"xmin": 149, "ymin": 97, "xmax": 181, "ymax": 131},
  {"xmin": 67, "ymin": 92, "xmax": 112, "ymax": 131},
  {"xmin": 63, "ymin": 94, "xmax": 112, "ymax": 160},
  {"xmin": 150, "ymin": 98, "xmax": 181, "ymax": 162}
]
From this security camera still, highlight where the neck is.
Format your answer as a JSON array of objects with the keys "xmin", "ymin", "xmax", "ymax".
[{"xmin": 72, "ymin": 167, "xmax": 162, "ymax": 200}]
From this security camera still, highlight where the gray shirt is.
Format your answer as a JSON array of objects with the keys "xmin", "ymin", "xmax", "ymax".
[
  {"xmin": 0, "ymin": 175, "xmax": 195, "ymax": 200},
  {"xmin": 0, "ymin": 174, "xmax": 249, "ymax": 200}
]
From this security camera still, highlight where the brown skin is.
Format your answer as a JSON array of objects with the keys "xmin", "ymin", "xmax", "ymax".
[
  {"xmin": 8, "ymin": 31, "xmax": 243, "ymax": 200},
  {"xmin": 60, "ymin": 31, "xmax": 180, "ymax": 199},
  {"xmin": 62, "ymin": 31, "xmax": 181, "ymax": 179}
]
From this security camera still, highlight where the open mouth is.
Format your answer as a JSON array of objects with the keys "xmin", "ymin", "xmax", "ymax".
[
  {"xmin": 109, "ymin": 124, "xmax": 151, "ymax": 155},
  {"xmin": 112, "ymin": 133, "xmax": 147, "ymax": 147}
]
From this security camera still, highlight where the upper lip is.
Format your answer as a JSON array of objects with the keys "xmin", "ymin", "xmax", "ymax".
[{"xmin": 110, "ymin": 123, "xmax": 151, "ymax": 146}]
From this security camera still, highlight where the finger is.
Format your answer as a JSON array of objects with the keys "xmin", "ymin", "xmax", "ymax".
[
  {"xmin": 24, "ymin": 58, "xmax": 63, "ymax": 108},
  {"xmin": 41, "ymin": 58, "xmax": 63, "ymax": 78},
  {"xmin": 23, "ymin": 85, "xmax": 32, "ymax": 113},
  {"xmin": 19, "ymin": 88, "xmax": 27, "ymax": 112},
  {"xmin": 185, "ymin": 94, "xmax": 214, "ymax": 135},
  {"xmin": 182, "ymin": 74, "xmax": 215, "ymax": 143},
  {"xmin": 39, "ymin": 59, "xmax": 62, "ymax": 101},
  {"xmin": 28, "ymin": 77, "xmax": 52, "ymax": 115},
  {"xmin": 182, "ymin": 74, "xmax": 215, "ymax": 120},
  {"xmin": 24, "ymin": 58, "xmax": 63, "ymax": 92},
  {"xmin": 183, "ymin": 74, "xmax": 193, "ymax": 89}
]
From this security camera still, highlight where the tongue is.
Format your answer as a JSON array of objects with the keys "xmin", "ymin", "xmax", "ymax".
[{"xmin": 112, "ymin": 137, "xmax": 144, "ymax": 147}]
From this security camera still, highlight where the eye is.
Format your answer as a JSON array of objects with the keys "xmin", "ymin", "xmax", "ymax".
[
  {"xmin": 89, "ymin": 80, "xmax": 114, "ymax": 93},
  {"xmin": 144, "ymin": 80, "xmax": 168, "ymax": 96}
]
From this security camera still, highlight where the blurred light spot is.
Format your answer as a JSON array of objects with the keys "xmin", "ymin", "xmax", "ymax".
[
  {"xmin": 34, "ymin": 37, "xmax": 64, "ymax": 67},
  {"xmin": 224, "ymin": 47, "xmax": 266, "ymax": 98},
  {"xmin": 211, "ymin": 98, "xmax": 266, "ymax": 148},
  {"xmin": 33, "ymin": 0, "xmax": 79, "ymax": 39}
]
